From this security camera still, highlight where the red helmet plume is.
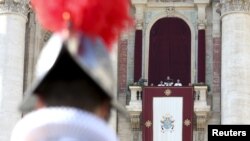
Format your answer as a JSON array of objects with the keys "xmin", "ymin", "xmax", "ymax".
[{"xmin": 31, "ymin": 0, "xmax": 134, "ymax": 50}]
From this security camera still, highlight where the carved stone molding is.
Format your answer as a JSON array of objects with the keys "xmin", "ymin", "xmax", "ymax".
[
  {"xmin": 136, "ymin": 19, "xmax": 143, "ymax": 30},
  {"xmin": 0, "ymin": 0, "xmax": 30, "ymax": 18},
  {"xmin": 194, "ymin": 0, "xmax": 210, "ymax": 30},
  {"xmin": 166, "ymin": 7, "xmax": 175, "ymax": 17},
  {"xmin": 197, "ymin": 19, "xmax": 207, "ymax": 30},
  {"xmin": 43, "ymin": 31, "xmax": 52, "ymax": 43},
  {"xmin": 218, "ymin": 0, "xmax": 250, "ymax": 16},
  {"xmin": 136, "ymin": 22, "xmax": 143, "ymax": 30},
  {"xmin": 130, "ymin": 114, "xmax": 141, "ymax": 131},
  {"xmin": 134, "ymin": 5, "xmax": 145, "ymax": 30}
]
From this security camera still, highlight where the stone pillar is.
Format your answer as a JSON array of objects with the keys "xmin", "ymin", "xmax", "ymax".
[
  {"xmin": 0, "ymin": 0, "xmax": 29, "ymax": 140},
  {"xmin": 220, "ymin": 0, "xmax": 250, "ymax": 124}
]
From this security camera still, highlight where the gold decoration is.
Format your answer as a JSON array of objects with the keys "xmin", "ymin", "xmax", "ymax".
[
  {"xmin": 145, "ymin": 120, "xmax": 152, "ymax": 128},
  {"xmin": 164, "ymin": 89, "xmax": 172, "ymax": 96},
  {"xmin": 184, "ymin": 119, "xmax": 191, "ymax": 127}
]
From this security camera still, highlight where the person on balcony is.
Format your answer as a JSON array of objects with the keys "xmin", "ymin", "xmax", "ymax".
[
  {"xmin": 157, "ymin": 81, "xmax": 165, "ymax": 86},
  {"xmin": 164, "ymin": 76, "xmax": 174, "ymax": 86},
  {"xmin": 174, "ymin": 79, "xmax": 182, "ymax": 86}
]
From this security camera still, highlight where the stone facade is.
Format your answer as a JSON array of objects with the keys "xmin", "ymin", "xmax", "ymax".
[
  {"xmin": 121, "ymin": 0, "xmax": 218, "ymax": 141},
  {"xmin": 1, "ymin": 0, "xmax": 250, "ymax": 141}
]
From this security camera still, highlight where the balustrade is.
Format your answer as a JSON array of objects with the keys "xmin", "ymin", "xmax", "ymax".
[{"xmin": 126, "ymin": 84, "xmax": 210, "ymax": 134}]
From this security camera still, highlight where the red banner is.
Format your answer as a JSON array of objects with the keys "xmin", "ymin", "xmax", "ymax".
[{"xmin": 142, "ymin": 87, "xmax": 193, "ymax": 141}]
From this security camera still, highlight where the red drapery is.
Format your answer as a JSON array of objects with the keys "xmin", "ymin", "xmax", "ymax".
[
  {"xmin": 134, "ymin": 30, "xmax": 143, "ymax": 82},
  {"xmin": 198, "ymin": 29, "xmax": 206, "ymax": 83},
  {"xmin": 149, "ymin": 18, "xmax": 191, "ymax": 86}
]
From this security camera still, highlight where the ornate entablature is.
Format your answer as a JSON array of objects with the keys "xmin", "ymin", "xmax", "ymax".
[
  {"xmin": 218, "ymin": 0, "xmax": 250, "ymax": 16},
  {"xmin": 0, "ymin": 0, "xmax": 30, "ymax": 18},
  {"xmin": 133, "ymin": 0, "xmax": 195, "ymax": 29}
]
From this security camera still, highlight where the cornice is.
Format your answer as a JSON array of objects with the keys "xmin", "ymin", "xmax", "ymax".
[{"xmin": 194, "ymin": 0, "xmax": 211, "ymax": 4}]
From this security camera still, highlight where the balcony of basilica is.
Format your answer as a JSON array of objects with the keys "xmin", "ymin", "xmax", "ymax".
[{"xmin": 126, "ymin": 84, "xmax": 211, "ymax": 141}]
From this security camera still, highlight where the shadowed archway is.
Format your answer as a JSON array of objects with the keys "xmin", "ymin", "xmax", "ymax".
[{"xmin": 148, "ymin": 17, "xmax": 191, "ymax": 86}]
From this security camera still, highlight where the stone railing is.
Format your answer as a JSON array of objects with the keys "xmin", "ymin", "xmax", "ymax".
[
  {"xmin": 126, "ymin": 85, "xmax": 143, "ymax": 132},
  {"xmin": 126, "ymin": 85, "xmax": 210, "ymax": 133},
  {"xmin": 193, "ymin": 85, "xmax": 210, "ymax": 141},
  {"xmin": 194, "ymin": 85, "xmax": 210, "ymax": 113},
  {"xmin": 126, "ymin": 85, "xmax": 142, "ymax": 112}
]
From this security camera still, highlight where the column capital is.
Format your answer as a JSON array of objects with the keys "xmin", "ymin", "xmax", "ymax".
[
  {"xmin": 134, "ymin": 4, "xmax": 145, "ymax": 30},
  {"xmin": 218, "ymin": 0, "xmax": 250, "ymax": 17},
  {"xmin": 197, "ymin": 19, "xmax": 207, "ymax": 30},
  {"xmin": 194, "ymin": 0, "xmax": 211, "ymax": 29},
  {"xmin": 136, "ymin": 19, "xmax": 143, "ymax": 30},
  {"xmin": 0, "ymin": 0, "xmax": 30, "ymax": 19}
]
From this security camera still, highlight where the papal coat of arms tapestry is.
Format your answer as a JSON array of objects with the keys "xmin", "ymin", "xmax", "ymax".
[{"xmin": 143, "ymin": 87, "xmax": 193, "ymax": 141}]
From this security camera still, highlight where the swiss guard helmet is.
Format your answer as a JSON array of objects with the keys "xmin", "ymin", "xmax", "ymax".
[
  {"xmin": 20, "ymin": 33, "xmax": 126, "ymax": 115},
  {"xmin": 19, "ymin": 0, "xmax": 133, "ymax": 116}
]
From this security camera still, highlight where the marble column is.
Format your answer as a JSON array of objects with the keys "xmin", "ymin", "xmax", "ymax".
[
  {"xmin": 0, "ymin": 0, "xmax": 29, "ymax": 140},
  {"xmin": 220, "ymin": 0, "xmax": 250, "ymax": 124}
]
